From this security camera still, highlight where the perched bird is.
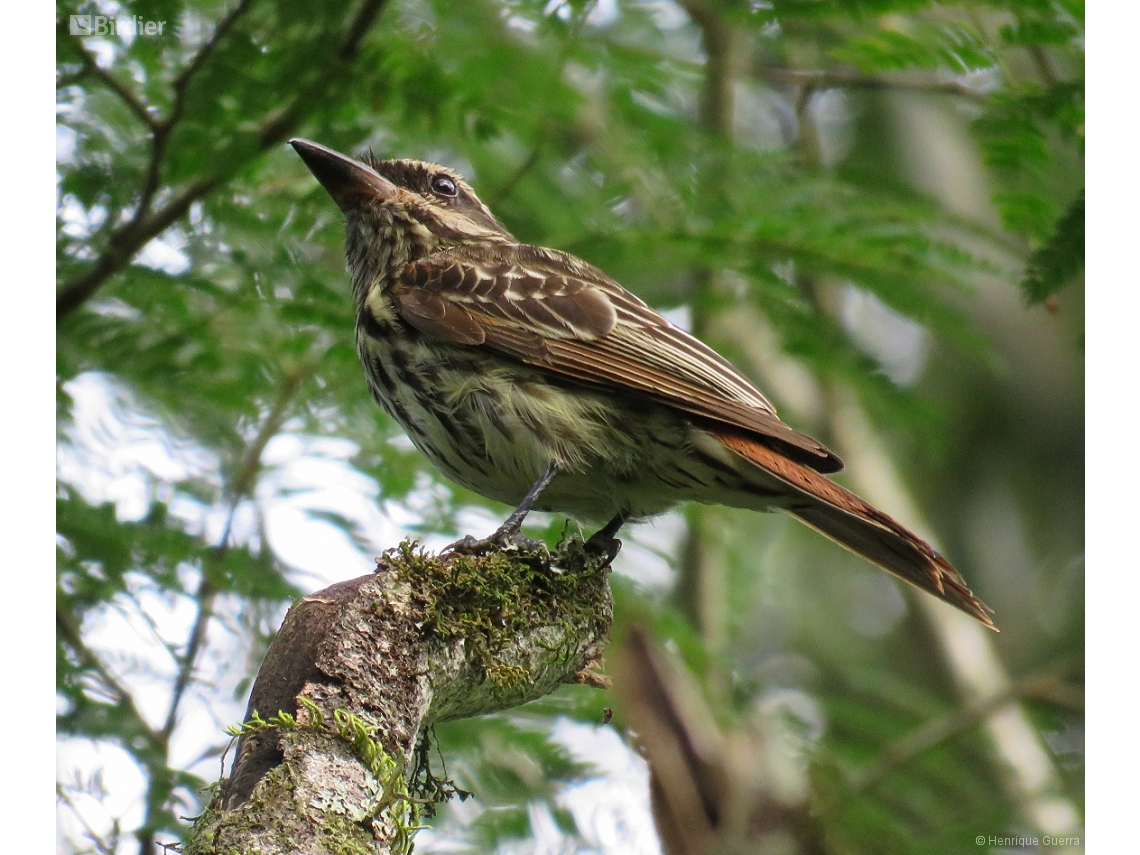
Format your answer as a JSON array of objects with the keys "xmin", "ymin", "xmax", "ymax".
[{"xmin": 290, "ymin": 138, "xmax": 994, "ymax": 628}]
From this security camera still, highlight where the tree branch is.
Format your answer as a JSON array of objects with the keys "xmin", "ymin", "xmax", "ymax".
[
  {"xmin": 674, "ymin": 0, "xmax": 739, "ymax": 681},
  {"xmin": 171, "ymin": 0, "xmax": 257, "ymax": 103},
  {"xmin": 614, "ymin": 626, "xmax": 827, "ymax": 855},
  {"xmin": 56, "ymin": 606, "xmax": 163, "ymax": 751},
  {"xmin": 339, "ymin": 0, "xmax": 389, "ymax": 61},
  {"xmin": 57, "ymin": 783, "xmax": 119, "ymax": 855},
  {"xmin": 58, "ymin": 0, "xmax": 258, "ymax": 326},
  {"xmin": 847, "ymin": 660, "xmax": 1082, "ymax": 796},
  {"xmin": 753, "ymin": 66, "xmax": 990, "ymax": 102},
  {"xmin": 680, "ymin": 0, "xmax": 741, "ymax": 138},
  {"xmin": 140, "ymin": 0, "xmax": 259, "ymax": 223},
  {"xmin": 187, "ymin": 538, "xmax": 613, "ymax": 855},
  {"xmin": 592, "ymin": 36, "xmax": 991, "ymax": 103},
  {"xmin": 159, "ymin": 364, "xmax": 311, "ymax": 740},
  {"xmin": 56, "ymin": 176, "xmax": 224, "ymax": 320},
  {"xmin": 60, "ymin": 26, "xmax": 159, "ymax": 131},
  {"xmin": 487, "ymin": 132, "xmax": 546, "ymax": 209},
  {"xmin": 56, "ymin": 0, "xmax": 391, "ymax": 322}
]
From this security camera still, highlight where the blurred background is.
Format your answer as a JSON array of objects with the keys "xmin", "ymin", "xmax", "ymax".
[{"xmin": 56, "ymin": 1, "xmax": 1083, "ymax": 853}]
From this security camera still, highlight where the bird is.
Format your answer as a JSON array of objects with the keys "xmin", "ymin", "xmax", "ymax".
[{"xmin": 289, "ymin": 138, "xmax": 994, "ymax": 629}]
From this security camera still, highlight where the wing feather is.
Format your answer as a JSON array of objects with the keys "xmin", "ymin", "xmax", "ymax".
[{"xmin": 390, "ymin": 246, "xmax": 842, "ymax": 472}]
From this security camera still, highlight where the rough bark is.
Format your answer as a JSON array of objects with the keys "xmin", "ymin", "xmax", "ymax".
[{"xmin": 186, "ymin": 536, "xmax": 613, "ymax": 855}]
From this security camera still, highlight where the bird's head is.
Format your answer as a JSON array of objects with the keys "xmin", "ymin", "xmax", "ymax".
[{"xmin": 290, "ymin": 139, "xmax": 513, "ymax": 297}]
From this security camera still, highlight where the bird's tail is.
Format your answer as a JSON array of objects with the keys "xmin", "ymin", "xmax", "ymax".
[{"xmin": 711, "ymin": 430, "xmax": 996, "ymax": 629}]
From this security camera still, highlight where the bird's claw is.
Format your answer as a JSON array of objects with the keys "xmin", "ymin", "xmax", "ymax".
[
  {"xmin": 583, "ymin": 532, "xmax": 623, "ymax": 568},
  {"xmin": 445, "ymin": 530, "xmax": 550, "ymax": 560}
]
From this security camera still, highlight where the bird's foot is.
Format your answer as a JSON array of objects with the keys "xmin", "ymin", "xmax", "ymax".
[
  {"xmin": 446, "ymin": 527, "xmax": 550, "ymax": 561},
  {"xmin": 446, "ymin": 463, "xmax": 559, "ymax": 560},
  {"xmin": 578, "ymin": 512, "xmax": 627, "ymax": 569},
  {"xmin": 582, "ymin": 530, "xmax": 623, "ymax": 568}
]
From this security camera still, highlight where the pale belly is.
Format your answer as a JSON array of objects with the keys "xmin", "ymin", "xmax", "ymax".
[{"xmin": 357, "ymin": 325, "xmax": 783, "ymax": 523}]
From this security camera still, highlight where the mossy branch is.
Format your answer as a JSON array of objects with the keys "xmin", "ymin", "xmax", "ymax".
[{"xmin": 185, "ymin": 533, "xmax": 613, "ymax": 855}]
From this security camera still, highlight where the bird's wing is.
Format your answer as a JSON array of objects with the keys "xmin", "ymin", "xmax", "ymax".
[{"xmin": 390, "ymin": 244, "xmax": 843, "ymax": 473}]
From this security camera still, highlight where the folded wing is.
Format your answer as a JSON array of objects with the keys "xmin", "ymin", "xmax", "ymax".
[{"xmin": 391, "ymin": 244, "xmax": 843, "ymax": 473}]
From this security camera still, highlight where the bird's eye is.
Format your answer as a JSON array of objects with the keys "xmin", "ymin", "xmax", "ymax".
[{"xmin": 430, "ymin": 175, "xmax": 458, "ymax": 198}]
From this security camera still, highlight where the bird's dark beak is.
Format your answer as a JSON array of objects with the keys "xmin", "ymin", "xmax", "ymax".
[{"xmin": 289, "ymin": 138, "xmax": 396, "ymax": 213}]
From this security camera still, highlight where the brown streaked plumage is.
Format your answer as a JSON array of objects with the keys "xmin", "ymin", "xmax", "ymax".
[{"xmin": 290, "ymin": 138, "xmax": 995, "ymax": 629}]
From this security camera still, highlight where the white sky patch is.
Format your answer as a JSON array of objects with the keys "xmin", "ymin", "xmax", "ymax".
[
  {"xmin": 587, "ymin": 0, "xmax": 619, "ymax": 27},
  {"xmin": 806, "ymin": 89, "xmax": 855, "ymax": 167},
  {"xmin": 422, "ymin": 718, "xmax": 662, "ymax": 854},
  {"xmin": 257, "ymin": 432, "xmax": 406, "ymax": 588},
  {"xmin": 551, "ymin": 719, "xmax": 664, "ymax": 855},
  {"xmin": 58, "ymin": 373, "xmax": 220, "ymax": 521},
  {"xmin": 135, "ymin": 228, "xmax": 191, "ymax": 275},
  {"xmin": 75, "ymin": 573, "xmax": 195, "ymax": 723},
  {"xmin": 644, "ymin": 0, "xmax": 689, "ymax": 30},
  {"xmin": 57, "ymin": 123, "xmax": 78, "ymax": 164},
  {"xmin": 503, "ymin": 11, "xmax": 539, "ymax": 34},
  {"xmin": 658, "ymin": 304, "xmax": 691, "ymax": 332},
  {"xmin": 83, "ymin": 36, "xmax": 117, "ymax": 68},
  {"xmin": 840, "ymin": 285, "xmax": 930, "ymax": 386},
  {"xmin": 544, "ymin": 0, "xmax": 571, "ymax": 19},
  {"xmin": 58, "ymin": 373, "xmax": 409, "ymax": 584},
  {"xmin": 733, "ymin": 81, "xmax": 797, "ymax": 151},
  {"xmin": 612, "ymin": 513, "xmax": 682, "ymax": 592},
  {"xmin": 57, "ymin": 738, "xmax": 148, "ymax": 853},
  {"xmin": 59, "ymin": 195, "xmax": 109, "ymax": 242}
]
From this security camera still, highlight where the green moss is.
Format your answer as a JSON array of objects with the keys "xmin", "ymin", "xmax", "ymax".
[
  {"xmin": 318, "ymin": 811, "xmax": 384, "ymax": 855},
  {"xmin": 184, "ymin": 763, "xmax": 300, "ymax": 855},
  {"xmin": 212, "ymin": 699, "xmax": 423, "ymax": 855},
  {"xmin": 182, "ymin": 798, "xmax": 219, "ymax": 855},
  {"xmin": 376, "ymin": 532, "xmax": 611, "ymax": 694},
  {"xmin": 191, "ymin": 534, "xmax": 611, "ymax": 852}
]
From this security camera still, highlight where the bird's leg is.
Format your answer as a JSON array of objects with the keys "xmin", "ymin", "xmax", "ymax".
[
  {"xmin": 448, "ymin": 463, "xmax": 559, "ymax": 556},
  {"xmin": 491, "ymin": 462, "xmax": 560, "ymax": 541},
  {"xmin": 584, "ymin": 511, "xmax": 628, "ymax": 565}
]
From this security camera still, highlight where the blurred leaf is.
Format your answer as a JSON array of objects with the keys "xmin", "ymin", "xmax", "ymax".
[{"xmin": 1021, "ymin": 190, "xmax": 1084, "ymax": 304}]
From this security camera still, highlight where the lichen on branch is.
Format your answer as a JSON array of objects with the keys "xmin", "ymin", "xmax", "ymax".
[{"xmin": 190, "ymin": 531, "xmax": 614, "ymax": 855}]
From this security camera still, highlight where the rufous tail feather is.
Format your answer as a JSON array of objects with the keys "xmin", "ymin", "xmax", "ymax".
[{"xmin": 712, "ymin": 430, "xmax": 996, "ymax": 629}]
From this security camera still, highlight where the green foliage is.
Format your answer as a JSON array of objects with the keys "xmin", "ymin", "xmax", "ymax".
[
  {"xmin": 425, "ymin": 709, "xmax": 598, "ymax": 851},
  {"xmin": 831, "ymin": 23, "xmax": 995, "ymax": 74},
  {"xmin": 815, "ymin": 666, "xmax": 1013, "ymax": 852},
  {"xmin": 57, "ymin": 0, "xmax": 1083, "ymax": 852},
  {"xmin": 1020, "ymin": 189, "xmax": 1084, "ymax": 303}
]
